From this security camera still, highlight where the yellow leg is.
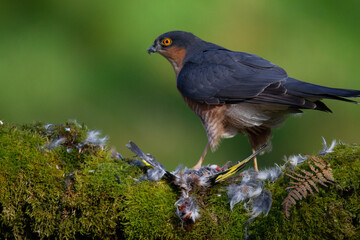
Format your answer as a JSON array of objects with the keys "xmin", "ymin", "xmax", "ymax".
[
  {"xmin": 252, "ymin": 148, "xmax": 258, "ymax": 171},
  {"xmin": 193, "ymin": 142, "xmax": 210, "ymax": 169}
]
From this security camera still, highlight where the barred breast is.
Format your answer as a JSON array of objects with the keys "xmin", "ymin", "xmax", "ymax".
[{"xmin": 182, "ymin": 97, "xmax": 230, "ymax": 150}]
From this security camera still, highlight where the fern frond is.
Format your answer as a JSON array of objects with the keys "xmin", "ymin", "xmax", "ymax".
[
  {"xmin": 289, "ymin": 170, "xmax": 306, "ymax": 179},
  {"xmin": 307, "ymin": 179, "xmax": 319, "ymax": 192},
  {"xmin": 282, "ymin": 155, "xmax": 334, "ymax": 219},
  {"xmin": 309, "ymin": 156, "xmax": 327, "ymax": 169},
  {"xmin": 297, "ymin": 185, "xmax": 308, "ymax": 198},
  {"xmin": 285, "ymin": 186, "xmax": 297, "ymax": 190},
  {"xmin": 322, "ymin": 169, "xmax": 335, "ymax": 182},
  {"xmin": 303, "ymin": 181, "xmax": 315, "ymax": 196},
  {"xmin": 312, "ymin": 173, "xmax": 328, "ymax": 187}
]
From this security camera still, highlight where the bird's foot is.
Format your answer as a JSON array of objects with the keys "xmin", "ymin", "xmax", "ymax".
[
  {"xmin": 252, "ymin": 149, "xmax": 258, "ymax": 171},
  {"xmin": 192, "ymin": 142, "xmax": 210, "ymax": 169},
  {"xmin": 192, "ymin": 160, "xmax": 203, "ymax": 170}
]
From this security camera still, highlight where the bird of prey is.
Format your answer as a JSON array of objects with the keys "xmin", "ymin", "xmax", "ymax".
[{"xmin": 147, "ymin": 31, "xmax": 360, "ymax": 170}]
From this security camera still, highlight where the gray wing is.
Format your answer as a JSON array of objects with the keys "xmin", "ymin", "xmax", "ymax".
[{"xmin": 177, "ymin": 50, "xmax": 316, "ymax": 109}]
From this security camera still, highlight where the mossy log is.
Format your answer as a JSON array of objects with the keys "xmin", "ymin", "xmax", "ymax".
[{"xmin": 0, "ymin": 122, "xmax": 359, "ymax": 239}]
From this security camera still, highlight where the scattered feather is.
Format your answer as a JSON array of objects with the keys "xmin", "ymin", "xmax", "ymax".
[
  {"xmin": 68, "ymin": 119, "xmax": 82, "ymax": 128},
  {"xmin": 319, "ymin": 137, "xmax": 336, "ymax": 156},
  {"xmin": 244, "ymin": 190, "xmax": 272, "ymax": 239},
  {"xmin": 44, "ymin": 124, "xmax": 55, "ymax": 134},
  {"xmin": 227, "ymin": 170, "xmax": 273, "ymax": 239},
  {"xmin": 228, "ymin": 184, "xmax": 252, "ymax": 206},
  {"xmin": 146, "ymin": 167, "xmax": 166, "ymax": 182},
  {"xmin": 45, "ymin": 137, "xmax": 67, "ymax": 150},
  {"xmin": 248, "ymin": 190, "xmax": 272, "ymax": 217},
  {"xmin": 256, "ymin": 165, "xmax": 282, "ymax": 182},
  {"xmin": 288, "ymin": 154, "xmax": 307, "ymax": 169},
  {"xmin": 85, "ymin": 130, "xmax": 108, "ymax": 146},
  {"xmin": 42, "ymin": 122, "xmax": 108, "ymax": 152},
  {"xmin": 227, "ymin": 168, "xmax": 275, "ymax": 238},
  {"xmin": 111, "ymin": 149, "xmax": 124, "ymax": 160},
  {"xmin": 114, "ymin": 174, "xmax": 121, "ymax": 184}
]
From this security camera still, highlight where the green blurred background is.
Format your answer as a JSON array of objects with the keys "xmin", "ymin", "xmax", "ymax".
[{"xmin": 1, "ymin": 0, "xmax": 359, "ymax": 169}]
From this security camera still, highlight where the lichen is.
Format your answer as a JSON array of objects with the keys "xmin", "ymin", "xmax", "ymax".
[{"xmin": 0, "ymin": 121, "xmax": 359, "ymax": 239}]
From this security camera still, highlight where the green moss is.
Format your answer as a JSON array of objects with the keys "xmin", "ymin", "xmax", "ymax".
[
  {"xmin": 0, "ymin": 122, "xmax": 359, "ymax": 239},
  {"xmin": 0, "ymin": 122, "xmax": 140, "ymax": 239},
  {"xmin": 121, "ymin": 179, "xmax": 249, "ymax": 239},
  {"xmin": 249, "ymin": 144, "xmax": 360, "ymax": 240},
  {"xmin": 121, "ymin": 181, "xmax": 178, "ymax": 239}
]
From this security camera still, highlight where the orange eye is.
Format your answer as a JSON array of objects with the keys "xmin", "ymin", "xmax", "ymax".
[{"xmin": 161, "ymin": 38, "xmax": 172, "ymax": 46}]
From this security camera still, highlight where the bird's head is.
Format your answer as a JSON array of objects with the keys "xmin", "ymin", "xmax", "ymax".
[
  {"xmin": 148, "ymin": 31, "xmax": 224, "ymax": 75},
  {"xmin": 147, "ymin": 31, "xmax": 199, "ymax": 55},
  {"xmin": 147, "ymin": 31, "xmax": 202, "ymax": 74}
]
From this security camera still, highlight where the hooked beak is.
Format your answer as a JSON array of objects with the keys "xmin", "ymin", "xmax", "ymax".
[{"xmin": 147, "ymin": 45, "xmax": 157, "ymax": 55}]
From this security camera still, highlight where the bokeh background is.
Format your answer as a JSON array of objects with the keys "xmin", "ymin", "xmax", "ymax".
[{"xmin": 1, "ymin": 0, "xmax": 359, "ymax": 169}]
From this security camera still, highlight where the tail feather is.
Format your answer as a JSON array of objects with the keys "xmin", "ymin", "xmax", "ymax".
[
  {"xmin": 284, "ymin": 78, "xmax": 360, "ymax": 103},
  {"xmin": 313, "ymin": 100, "xmax": 332, "ymax": 112}
]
